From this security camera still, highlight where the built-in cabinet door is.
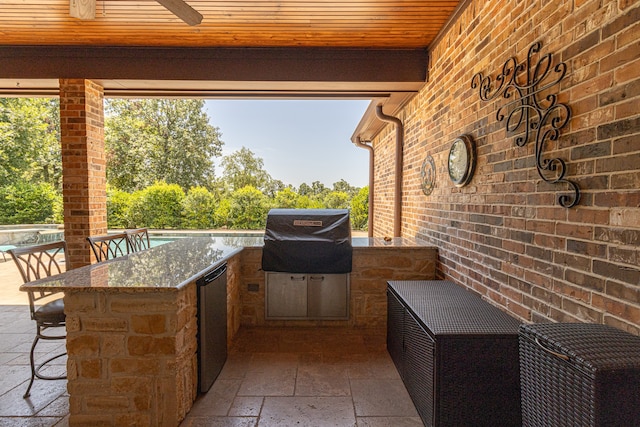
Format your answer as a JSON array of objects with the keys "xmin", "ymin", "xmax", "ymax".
[
  {"xmin": 307, "ymin": 274, "xmax": 348, "ymax": 318},
  {"xmin": 266, "ymin": 272, "xmax": 307, "ymax": 318}
]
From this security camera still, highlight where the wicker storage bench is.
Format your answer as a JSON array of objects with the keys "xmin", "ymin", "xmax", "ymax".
[
  {"xmin": 387, "ymin": 280, "xmax": 522, "ymax": 427},
  {"xmin": 519, "ymin": 323, "xmax": 640, "ymax": 427}
]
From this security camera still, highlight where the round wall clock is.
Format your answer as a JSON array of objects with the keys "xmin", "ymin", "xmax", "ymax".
[{"xmin": 448, "ymin": 134, "xmax": 476, "ymax": 187}]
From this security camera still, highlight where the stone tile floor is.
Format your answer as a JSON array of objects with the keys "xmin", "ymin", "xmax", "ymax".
[
  {"xmin": 0, "ymin": 304, "xmax": 69, "ymax": 427},
  {"xmin": 182, "ymin": 327, "xmax": 421, "ymax": 427},
  {"xmin": 0, "ymin": 259, "xmax": 422, "ymax": 426}
]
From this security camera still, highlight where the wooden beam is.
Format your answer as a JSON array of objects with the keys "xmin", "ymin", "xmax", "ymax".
[{"xmin": 0, "ymin": 46, "xmax": 428, "ymax": 84}]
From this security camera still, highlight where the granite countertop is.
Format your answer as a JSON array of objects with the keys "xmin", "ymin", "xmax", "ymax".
[
  {"xmin": 20, "ymin": 236, "xmax": 263, "ymax": 292},
  {"xmin": 20, "ymin": 236, "xmax": 433, "ymax": 292}
]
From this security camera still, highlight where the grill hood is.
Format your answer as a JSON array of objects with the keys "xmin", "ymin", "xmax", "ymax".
[{"xmin": 261, "ymin": 208, "xmax": 353, "ymax": 274}]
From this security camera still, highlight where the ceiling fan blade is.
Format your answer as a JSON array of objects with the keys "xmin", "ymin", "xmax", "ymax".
[{"xmin": 156, "ymin": 0, "xmax": 203, "ymax": 26}]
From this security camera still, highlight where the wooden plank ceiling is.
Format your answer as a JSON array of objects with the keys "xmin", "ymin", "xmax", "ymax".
[{"xmin": 0, "ymin": 0, "xmax": 460, "ymax": 48}]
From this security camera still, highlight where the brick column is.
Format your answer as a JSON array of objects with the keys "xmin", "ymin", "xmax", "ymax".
[{"xmin": 59, "ymin": 79, "xmax": 107, "ymax": 269}]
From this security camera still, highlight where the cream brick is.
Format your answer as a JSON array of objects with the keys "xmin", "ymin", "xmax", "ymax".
[
  {"xmin": 127, "ymin": 336, "xmax": 176, "ymax": 356},
  {"xmin": 114, "ymin": 413, "xmax": 151, "ymax": 426},
  {"xmin": 100, "ymin": 333, "xmax": 126, "ymax": 357},
  {"xmin": 69, "ymin": 415, "xmax": 112, "ymax": 427},
  {"xmin": 131, "ymin": 314, "xmax": 167, "ymax": 334},
  {"xmin": 83, "ymin": 317, "xmax": 128, "ymax": 332},
  {"xmin": 110, "ymin": 298, "xmax": 176, "ymax": 313},
  {"xmin": 66, "ymin": 335, "xmax": 100, "ymax": 357},
  {"xmin": 110, "ymin": 358, "xmax": 162, "ymax": 376},
  {"xmin": 85, "ymin": 395, "xmax": 130, "ymax": 411},
  {"xmin": 79, "ymin": 358, "xmax": 102, "ymax": 379}
]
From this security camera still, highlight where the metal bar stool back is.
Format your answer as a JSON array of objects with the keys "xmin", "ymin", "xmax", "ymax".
[
  {"xmin": 8, "ymin": 240, "xmax": 68, "ymax": 398},
  {"xmin": 126, "ymin": 228, "xmax": 150, "ymax": 252},
  {"xmin": 87, "ymin": 232, "xmax": 130, "ymax": 262}
]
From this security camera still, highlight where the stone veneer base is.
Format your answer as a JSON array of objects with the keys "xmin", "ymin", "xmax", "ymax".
[
  {"xmin": 239, "ymin": 246, "xmax": 438, "ymax": 333},
  {"xmin": 64, "ymin": 283, "xmax": 198, "ymax": 427}
]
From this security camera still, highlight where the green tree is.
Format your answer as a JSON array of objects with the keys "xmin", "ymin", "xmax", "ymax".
[
  {"xmin": 214, "ymin": 198, "xmax": 232, "ymax": 228},
  {"xmin": 105, "ymin": 99, "xmax": 223, "ymax": 192},
  {"xmin": 182, "ymin": 186, "xmax": 217, "ymax": 229},
  {"xmin": 297, "ymin": 181, "xmax": 331, "ymax": 205},
  {"xmin": 263, "ymin": 178, "xmax": 287, "ymax": 198},
  {"xmin": 221, "ymin": 147, "xmax": 272, "ymax": 193},
  {"xmin": 104, "ymin": 101, "xmax": 154, "ymax": 192},
  {"xmin": 107, "ymin": 187, "xmax": 134, "ymax": 228},
  {"xmin": 296, "ymin": 195, "xmax": 323, "ymax": 209},
  {"xmin": 298, "ymin": 182, "xmax": 312, "ymax": 196},
  {"xmin": 0, "ymin": 98, "xmax": 61, "ymax": 189},
  {"xmin": 311, "ymin": 181, "xmax": 328, "ymax": 197},
  {"xmin": 228, "ymin": 185, "xmax": 269, "ymax": 229},
  {"xmin": 0, "ymin": 181, "xmax": 60, "ymax": 224},
  {"xmin": 129, "ymin": 182, "xmax": 185, "ymax": 229},
  {"xmin": 323, "ymin": 191, "xmax": 350, "ymax": 209},
  {"xmin": 273, "ymin": 187, "xmax": 325, "ymax": 209},
  {"xmin": 332, "ymin": 179, "xmax": 358, "ymax": 197},
  {"xmin": 350, "ymin": 186, "xmax": 369, "ymax": 230},
  {"xmin": 273, "ymin": 187, "xmax": 300, "ymax": 208}
]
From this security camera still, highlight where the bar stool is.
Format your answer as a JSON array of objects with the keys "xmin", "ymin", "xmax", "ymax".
[
  {"xmin": 86, "ymin": 232, "xmax": 130, "ymax": 262},
  {"xmin": 126, "ymin": 228, "xmax": 150, "ymax": 252},
  {"xmin": 8, "ymin": 241, "xmax": 68, "ymax": 398}
]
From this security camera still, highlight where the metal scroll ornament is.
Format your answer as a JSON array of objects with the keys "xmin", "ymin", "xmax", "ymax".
[
  {"xmin": 421, "ymin": 155, "xmax": 436, "ymax": 196},
  {"xmin": 471, "ymin": 41, "xmax": 579, "ymax": 208}
]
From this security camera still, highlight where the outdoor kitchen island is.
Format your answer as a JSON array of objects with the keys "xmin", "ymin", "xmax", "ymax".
[{"xmin": 19, "ymin": 235, "xmax": 437, "ymax": 426}]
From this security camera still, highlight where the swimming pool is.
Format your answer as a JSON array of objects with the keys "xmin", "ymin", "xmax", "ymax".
[
  {"xmin": 148, "ymin": 237, "xmax": 180, "ymax": 248},
  {"xmin": 146, "ymin": 232, "xmax": 266, "ymax": 249}
]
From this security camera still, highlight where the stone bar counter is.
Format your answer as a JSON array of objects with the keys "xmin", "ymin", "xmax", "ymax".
[{"xmin": 20, "ymin": 236, "xmax": 436, "ymax": 426}]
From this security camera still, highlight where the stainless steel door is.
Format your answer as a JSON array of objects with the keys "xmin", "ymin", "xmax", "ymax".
[
  {"xmin": 197, "ymin": 263, "xmax": 227, "ymax": 393},
  {"xmin": 265, "ymin": 272, "xmax": 307, "ymax": 318},
  {"xmin": 307, "ymin": 274, "xmax": 349, "ymax": 319}
]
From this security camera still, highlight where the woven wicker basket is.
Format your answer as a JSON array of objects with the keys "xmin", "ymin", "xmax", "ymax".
[{"xmin": 519, "ymin": 323, "xmax": 640, "ymax": 427}]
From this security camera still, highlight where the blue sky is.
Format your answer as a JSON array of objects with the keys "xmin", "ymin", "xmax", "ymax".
[{"xmin": 204, "ymin": 99, "xmax": 371, "ymax": 189}]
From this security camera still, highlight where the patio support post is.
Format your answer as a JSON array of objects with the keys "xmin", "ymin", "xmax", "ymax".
[{"xmin": 59, "ymin": 79, "xmax": 107, "ymax": 269}]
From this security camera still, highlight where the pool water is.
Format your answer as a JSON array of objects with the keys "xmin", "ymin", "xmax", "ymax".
[{"xmin": 148, "ymin": 237, "xmax": 180, "ymax": 248}]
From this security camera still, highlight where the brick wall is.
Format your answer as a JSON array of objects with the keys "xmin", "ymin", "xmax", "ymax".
[
  {"xmin": 371, "ymin": 0, "xmax": 640, "ymax": 333},
  {"xmin": 372, "ymin": 127, "xmax": 398, "ymax": 235},
  {"xmin": 59, "ymin": 79, "xmax": 107, "ymax": 269}
]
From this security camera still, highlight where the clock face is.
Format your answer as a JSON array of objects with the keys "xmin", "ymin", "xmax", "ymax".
[{"xmin": 448, "ymin": 135, "xmax": 475, "ymax": 187}]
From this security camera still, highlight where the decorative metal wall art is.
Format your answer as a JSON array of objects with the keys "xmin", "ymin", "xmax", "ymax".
[
  {"xmin": 471, "ymin": 41, "xmax": 579, "ymax": 208},
  {"xmin": 448, "ymin": 134, "xmax": 476, "ymax": 187},
  {"xmin": 420, "ymin": 155, "xmax": 436, "ymax": 195}
]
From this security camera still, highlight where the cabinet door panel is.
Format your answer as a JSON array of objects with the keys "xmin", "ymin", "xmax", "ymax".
[
  {"xmin": 307, "ymin": 274, "xmax": 348, "ymax": 318},
  {"xmin": 266, "ymin": 273, "xmax": 307, "ymax": 318}
]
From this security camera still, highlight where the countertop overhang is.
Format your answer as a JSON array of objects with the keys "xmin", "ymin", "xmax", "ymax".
[{"xmin": 19, "ymin": 236, "xmax": 433, "ymax": 292}]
